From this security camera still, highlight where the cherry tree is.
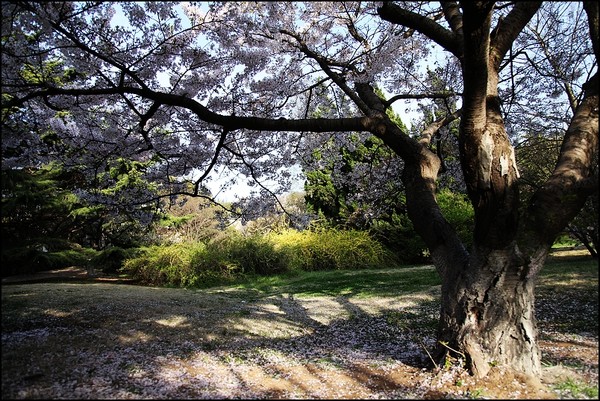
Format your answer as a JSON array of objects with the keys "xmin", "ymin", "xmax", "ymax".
[{"xmin": 2, "ymin": 1, "xmax": 598, "ymax": 379}]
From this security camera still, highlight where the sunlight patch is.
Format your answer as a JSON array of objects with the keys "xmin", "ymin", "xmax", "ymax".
[
  {"xmin": 44, "ymin": 308, "xmax": 77, "ymax": 318},
  {"xmin": 117, "ymin": 329, "xmax": 153, "ymax": 344},
  {"xmin": 232, "ymin": 318, "xmax": 306, "ymax": 339},
  {"xmin": 155, "ymin": 315, "xmax": 189, "ymax": 327}
]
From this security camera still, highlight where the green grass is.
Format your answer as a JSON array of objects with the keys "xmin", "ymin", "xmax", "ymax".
[
  {"xmin": 543, "ymin": 254, "xmax": 597, "ymax": 278},
  {"xmin": 536, "ymin": 253, "xmax": 598, "ymax": 337},
  {"xmin": 553, "ymin": 377, "xmax": 599, "ymax": 399},
  {"xmin": 537, "ymin": 254, "xmax": 598, "ymax": 299},
  {"xmin": 215, "ymin": 252, "xmax": 597, "ymax": 302},
  {"xmin": 229, "ymin": 265, "xmax": 440, "ymax": 298}
]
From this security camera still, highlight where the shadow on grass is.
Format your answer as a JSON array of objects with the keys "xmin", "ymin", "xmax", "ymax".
[
  {"xmin": 1, "ymin": 257, "xmax": 597, "ymax": 398},
  {"xmin": 229, "ymin": 265, "xmax": 441, "ymax": 298},
  {"xmin": 2, "ymin": 274, "xmax": 441, "ymax": 399}
]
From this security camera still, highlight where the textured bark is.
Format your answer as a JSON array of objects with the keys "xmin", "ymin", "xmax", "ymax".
[
  {"xmin": 354, "ymin": 80, "xmax": 537, "ymax": 378},
  {"xmin": 401, "ymin": 151, "xmax": 469, "ymax": 278},
  {"xmin": 391, "ymin": 2, "xmax": 541, "ymax": 379},
  {"xmin": 438, "ymin": 246, "xmax": 541, "ymax": 378},
  {"xmin": 354, "ymin": 83, "xmax": 470, "ymax": 279},
  {"xmin": 377, "ymin": 2, "xmax": 462, "ymax": 58}
]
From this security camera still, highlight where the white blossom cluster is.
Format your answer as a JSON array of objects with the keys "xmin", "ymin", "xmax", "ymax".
[{"xmin": 2, "ymin": 1, "xmax": 447, "ymax": 219}]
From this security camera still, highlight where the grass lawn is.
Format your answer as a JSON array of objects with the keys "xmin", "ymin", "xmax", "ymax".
[{"xmin": 1, "ymin": 250, "xmax": 597, "ymax": 399}]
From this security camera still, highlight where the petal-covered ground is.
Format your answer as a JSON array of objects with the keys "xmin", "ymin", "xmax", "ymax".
[{"xmin": 2, "ymin": 262, "xmax": 597, "ymax": 399}]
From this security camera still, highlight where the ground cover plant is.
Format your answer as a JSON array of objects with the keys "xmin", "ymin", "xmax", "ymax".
[{"xmin": 1, "ymin": 250, "xmax": 596, "ymax": 399}]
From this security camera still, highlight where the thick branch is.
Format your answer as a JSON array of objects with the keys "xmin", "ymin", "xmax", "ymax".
[
  {"xmin": 377, "ymin": 2, "xmax": 462, "ymax": 58},
  {"xmin": 355, "ymin": 83, "xmax": 386, "ymax": 113},
  {"xmin": 460, "ymin": 2, "xmax": 494, "ymax": 131},
  {"xmin": 490, "ymin": 2, "xmax": 542, "ymax": 70},
  {"xmin": 419, "ymin": 108, "xmax": 462, "ymax": 147},
  {"xmin": 584, "ymin": 1, "xmax": 599, "ymax": 61},
  {"xmin": 441, "ymin": 1, "xmax": 464, "ymax": 36},
  {"xmin": 350, "ymin": 88, "xmax": 460, "ymax": 259},
  {"xmin": 3, "ymin": 86, "xmax": 367, "ymax": 133},
  {"xmin": 523, "ymin": 75, "xmax": 599, "ymax": 262}
]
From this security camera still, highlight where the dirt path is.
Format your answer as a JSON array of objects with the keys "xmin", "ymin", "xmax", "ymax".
[{"xmin": 1, "ymin": 266, "xmax": 138, "ymax": 285}]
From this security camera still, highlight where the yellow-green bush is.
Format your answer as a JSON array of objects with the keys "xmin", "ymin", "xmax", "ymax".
[
  {"xmin": 124, "ymin": 242, "xmax": 209, "ymax": 287},
  {"xmin": 211, "ymin": 232, "xmax": 288, "ymax": 275},
  {"xmin": 271, "ymin": 228, "xmax": 397, "ymax": 272},
  {"xmin": 123, "ymin": 228, "xmax": 399, "ymax": 288}
]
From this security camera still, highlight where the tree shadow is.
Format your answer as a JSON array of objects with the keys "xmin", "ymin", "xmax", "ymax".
[
  {"xmin": 1, "ymin": 281, "xmax": 442, "ymax": 398},
  {"xmin": 2, "ymin": 277, "xmax": 595, "ymax": 398}
]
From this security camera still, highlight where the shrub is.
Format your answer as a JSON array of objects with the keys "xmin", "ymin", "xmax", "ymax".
[
  {"xmin": 436, "ymin": 188, "xmax": 474, "ymax": 249},
  {"xmin": 271, "ymin": 228, "xmax": 398, "ymax": 272},
  {"xmin": 1, "ymin": 243, "xmax": 97, "ymax": 276},
  {"xmin": 212, "ymin": 232, "xmax": 288, "ymax": 275},
  {"xmin": 123, "ymin": 243, "xmax": 202, "ymax": 287},
  {"xmin": 123, "ymin": 228, "xmax": 400, "ymax": 288},
  {"xmin": 89, "ymin": 247, "xmax": 138, "ymax": 274}
]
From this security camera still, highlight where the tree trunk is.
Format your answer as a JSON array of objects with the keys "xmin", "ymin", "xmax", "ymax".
[
  {"xmin": 398, "ymin": 136, "xmax": 543, "ymax": 378},
  {"xmin": 367, "ymin": 2, "xmax": 598, "ymax": 380},
  {"xmin": 436, "ymin": 246, "xmax": 542, "ymax": 378},
  {"xmin": 568, "ymin": 225, "xmax": 599, "ymax": 258},
  {"xmin": 364, "ymin": 80, "xmax": 544, "ymax": 380}
]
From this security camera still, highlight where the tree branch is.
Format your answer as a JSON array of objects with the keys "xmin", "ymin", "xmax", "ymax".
[
  {"xmin": 222, "ymin": 142, "xmax": 291, "ymax": 218},
  {"xmin": 384, "ymin": 92, "xmax": 460, "ymax": 108},
  {"xmin": 355, "ymin": 82, "xmax": 386, "ymax": 113},
  {"xmin": 490, "ymin": 1, "xmax": 542, "ymax": 70},
  {"xmin": 3, "ymin": 86, "xmax": 368, "ymax": 133},
  {"xmin": 583, "ymin": 1, "xmax": 599, "ymax": 62},
  {"xmin": 41, "ymin": 9, "xmax": 150, "ymax": 91},
  {"xmin": 193, "ymin": 128, "xmax": 229, "ymax": 195},
  {"xmin": 460, "ymin": 2, "xmax": 495, "ymax": 131},
  {"xmin": 524, "ymin": 77, "xmax": 599, "ymax": 253},
  {"xmin": 138, "ymin": 101, "xmax": 161, "ymax": 151},
  {"xmin": 377, "ymin": 2, "xmax": 462, "ymax": 58},
  {"xmin": 419, "ymin": 108, "xmax": 462, "ymax": 147},
  {"xmin": 279, "ymin": 29, "xmax": 372, "ymax": 115},
  {"xmin": 441, "ymin": 1, "xmax": 464, "ymax": 36}
]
